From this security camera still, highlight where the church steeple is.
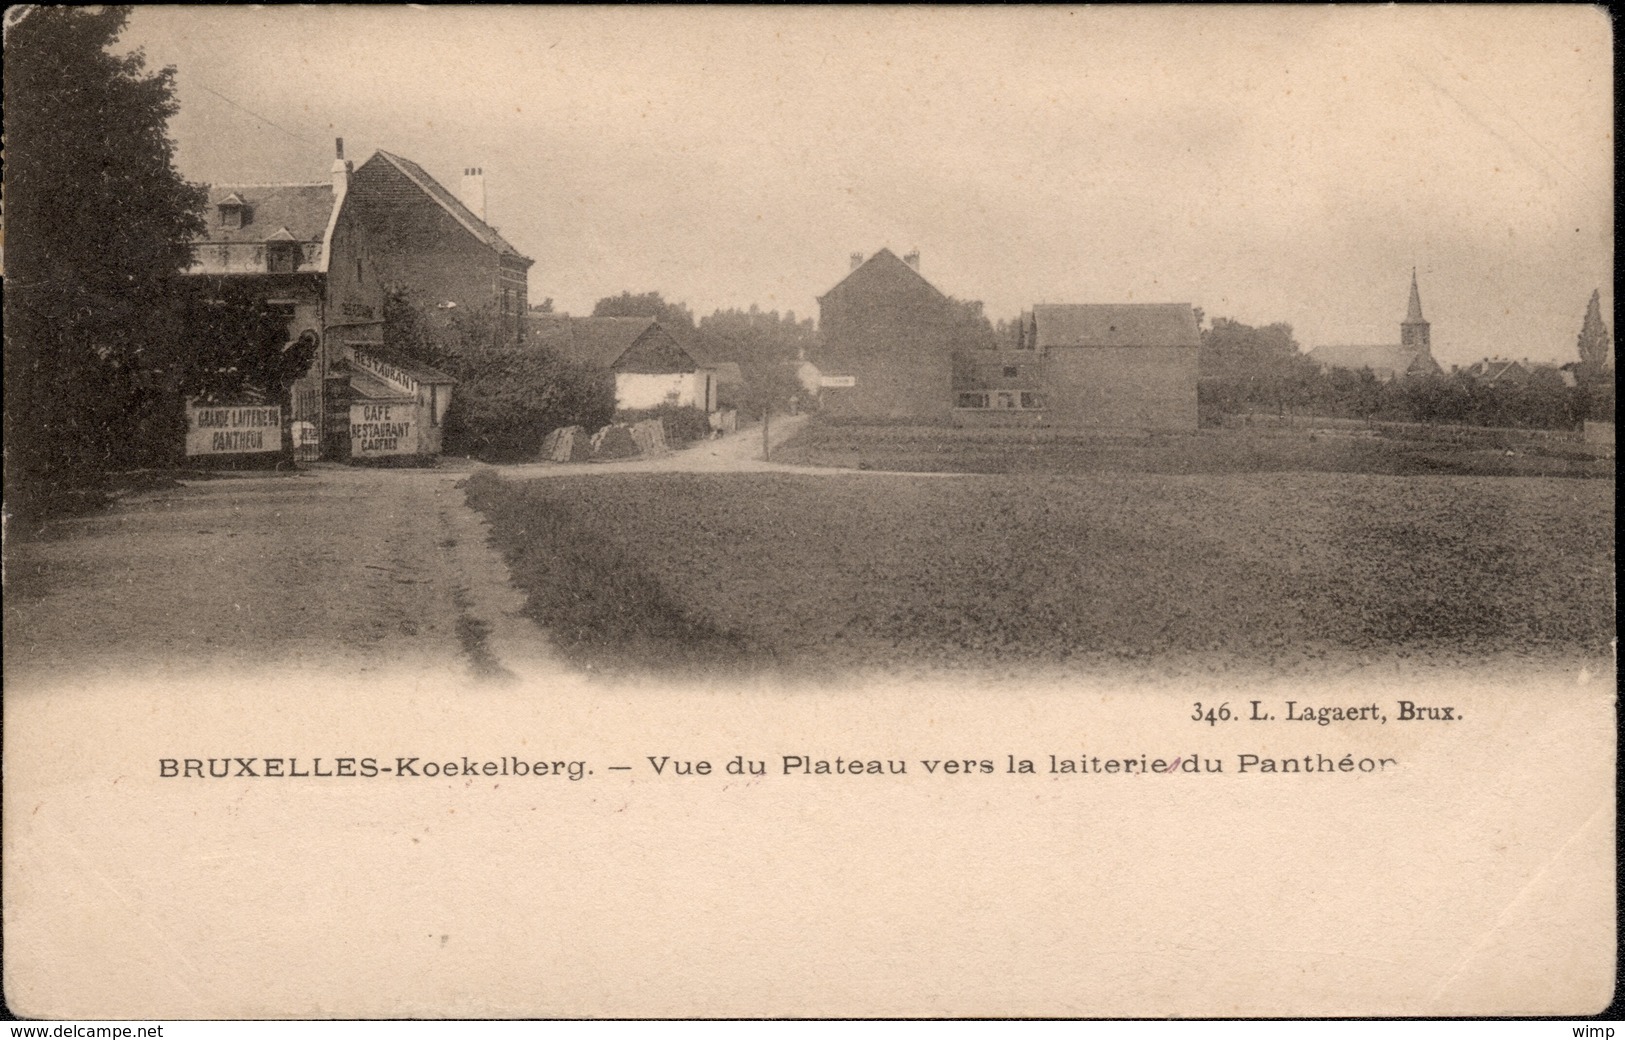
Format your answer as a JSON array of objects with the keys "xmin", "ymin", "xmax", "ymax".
[{"xmin": 1401, "ymin": 268, "xmax": 1431, "ymax": 355}]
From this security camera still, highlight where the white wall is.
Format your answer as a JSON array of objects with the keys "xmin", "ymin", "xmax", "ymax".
[{"xmin": 616, "ymin": 372, "xmax": 706, "ymax": 411}]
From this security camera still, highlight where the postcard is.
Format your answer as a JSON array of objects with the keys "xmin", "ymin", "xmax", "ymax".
[{"xmin": 3, "ymin": 5, "xmax": 1615, "ymax": 1020}]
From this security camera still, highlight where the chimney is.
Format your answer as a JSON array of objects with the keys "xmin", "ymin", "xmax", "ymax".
[
  {"xmin": 331, "ymin": 137, "xmax": 352, "ymax": 201},
  {"xmin": 850, "ymin": 252, "xmax": 865, "ymax": 272},
  {"xmin": 904, "ymin": 250, "xmax": 920, "ymax": 271},
  {"xmin": 462, "ymin": 167, "xmax": 487, "ymax": 223}
]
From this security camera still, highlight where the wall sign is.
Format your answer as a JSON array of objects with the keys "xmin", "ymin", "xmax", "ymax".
[
  {"xmin": 350, "ymin": 402, "xmax": 416, "ymax": 456},
  {"xmin": 185, "ymin": 404, "xmax": 282, "ymax": 455}
]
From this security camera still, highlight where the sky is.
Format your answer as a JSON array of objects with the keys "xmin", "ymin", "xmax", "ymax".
[{"xmin": 109, "ymin": 5, "xmax": 1612, "ymax": 366}]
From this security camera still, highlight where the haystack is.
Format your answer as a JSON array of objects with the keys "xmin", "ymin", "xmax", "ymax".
[{"xmin": 591, "ymin": 423, "xmax": 641, "ymax": 460}]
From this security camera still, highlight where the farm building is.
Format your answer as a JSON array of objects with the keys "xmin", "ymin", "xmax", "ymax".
[
  {"xmin": 813, "ymin": 248, "xmax": 976, "ymax": 421},
  {"xmin": 1016, "ymin": 303, "xmax": 1203, "ymax": 430},
  {"xmin": 346, "ymin": 151, "xmax": 533, "ymax": 344},
  {"xmin": 1308, "ymin": 270, "xmax": 1442, "ymax": 381},
  {"xmin": 527, "ymin": 316, "xmax": 719, "ymax": 413}
]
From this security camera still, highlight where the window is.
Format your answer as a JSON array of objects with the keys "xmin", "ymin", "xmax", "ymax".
[
  {"xmin": 217, "ymin": 195, "xmax": 249, "ymax": 229},
  {"xmin": 955, "ymin": 390, "xmax": 1044, "ymax": 411},
  {"xmin": 429, "ymin": 385, "xmax": 441, "ymax": 427},
  {"xmin": 266, "ymin": 242, "xmax": 300, "ymax": 273},
  {"xmin": 1002, "ymin": 365, "xmax": 1019, "ymax": 378}
]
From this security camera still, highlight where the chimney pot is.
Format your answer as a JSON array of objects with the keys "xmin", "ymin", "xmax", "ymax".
[
  {"xmin": 461, "ymin": 166, "xmax": 488, "ymax": 223},
  {"xmin": 335, "ymin": 137, "xmax": 345, "ymax": 159},
  {"xmin": 850, "ymin": 252, "xmax": 864, "ymax": 271},
  {"xmin": 904, "ymin": 250, "xmax": 920, "ymax": 271}
]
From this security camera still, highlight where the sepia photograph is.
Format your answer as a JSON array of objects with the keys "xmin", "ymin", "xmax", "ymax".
[{"xmin": 2, "ymin": 4, "xmax": 1615, "ymax": 1022}]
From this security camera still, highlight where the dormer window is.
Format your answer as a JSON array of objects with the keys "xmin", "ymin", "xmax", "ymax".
[
  {"xmin": 265, "ymin": 228, "xmax": 301, "ymax": 273},
  {"xmin": 217, "ymin": 193, "xmax": 249, "ymax": 230}
]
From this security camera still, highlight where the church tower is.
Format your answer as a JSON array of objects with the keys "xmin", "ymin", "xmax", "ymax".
[{"xmin": 1400, "ymin": 268, "xmax": 1431, "ymax": 356}]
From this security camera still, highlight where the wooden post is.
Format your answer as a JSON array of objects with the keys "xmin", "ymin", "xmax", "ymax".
[{"xmin": 762, "ymin": 409, "xmax": 771, "ymax": 462}]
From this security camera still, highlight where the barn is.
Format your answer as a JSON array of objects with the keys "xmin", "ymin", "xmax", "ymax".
[{"xmin": 1026, "ymin": 304, "xmax": 1202, "ymax": 430}]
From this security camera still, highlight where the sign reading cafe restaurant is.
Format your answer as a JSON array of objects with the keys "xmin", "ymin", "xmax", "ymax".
[{"xmin": 343, "ymin": 346, "xmax": 455, "ymax": 459}]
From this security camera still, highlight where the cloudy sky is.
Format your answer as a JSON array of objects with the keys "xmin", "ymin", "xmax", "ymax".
[{"xmin": 116, "ymin": 6, "xmax": 1611, "ymax": 366}]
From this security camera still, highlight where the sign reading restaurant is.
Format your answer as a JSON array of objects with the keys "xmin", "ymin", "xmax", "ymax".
[
  {"xmin": 185, "ymin": 403, "xmax": 282, "ymax": 456},
  {"xmin": 351, "ymin": 348, "xmax": 420, "ymax": 395}
]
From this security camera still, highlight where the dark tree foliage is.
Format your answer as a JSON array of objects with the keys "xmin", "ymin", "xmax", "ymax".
[
  {"xmin": 946, "ymin": 296, "xmax": 998, "ymax": 353},
  {"xmin": 1575, "ymin": 289, "xmax": 1611, "ymax": 377},
  {"xmin": 696, "ymin": 305, "xmax": 816, "ymax": 367},
  {"xmin": 4, "ymin": 7, "xmax": 208, "ymax": 515},
  {"xmin": 591, "ymin": 290, "xmax": 695, "ymax": 331},
  {"xmin": 693, "ymin": 306, "xmax": 815, "ymax": 418},
  {"xmin": 385, "ymin": 291, "xmax": 614, "ymax": 461}
]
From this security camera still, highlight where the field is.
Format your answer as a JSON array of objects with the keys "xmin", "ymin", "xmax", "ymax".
[
  {"xmin": 771, "ymin": 421, "xmax": 1615, "ymax": 480},
  {"xmin": 464, "ymin": 467, "xmax": 1616, "ymax": 680}
]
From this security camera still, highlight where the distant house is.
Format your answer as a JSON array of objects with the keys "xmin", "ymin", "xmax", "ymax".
[
  {"xmin": 184, "ymin": 140, "xmax": 388, "ymax": 460},
  {"xmin": 1461, "ymin": 358, "xmax": 1533, "ymax": 384},
  {"xmin": 347, "ymin": 152, "xmax": 533, "ymax": 343},
  {"xmin": 812, "ymin": 248, "xmax": 964, "ymax": 421},
  {"xmin": 527, "ymin": 316, "xmax": 718, "ymax": 413},
  {"xmin": 1021, "ymin": 303, "xmax": 1202, "ymax": 430},
  {"xmin": 1308, "ymin": 270, "xmax": 1442, "ymax": 381}
]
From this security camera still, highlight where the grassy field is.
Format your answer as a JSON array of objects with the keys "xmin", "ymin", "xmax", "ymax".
[
  {"xmin": 464, "ymin": 467, "xmax": 1615, "ymax": 680},
  {"xmin": 772, "ymin": 421, "xmax": 1615, "ymax": 479}
]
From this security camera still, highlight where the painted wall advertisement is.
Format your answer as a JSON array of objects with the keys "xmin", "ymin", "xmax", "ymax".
[
  {"xmin": 185, "ymin": 403, "xmax": 283, "ymax": 456},
  {"xmin": 349, "ymin": 402, "xmax": 416, "ymax": 456}
]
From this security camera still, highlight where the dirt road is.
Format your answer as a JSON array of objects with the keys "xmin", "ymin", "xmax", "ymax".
[
  {"xmin": 2, "ymin": 417, "xmax": 844, "ymax": 688},
  {"xmin": 3, "ymin": 462, "xmax": 550, "ymax": 687}
]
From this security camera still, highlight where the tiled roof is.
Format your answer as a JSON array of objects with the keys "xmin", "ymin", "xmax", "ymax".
[
  {"xmin": 1032, "ymin": 304, "xmax": 1201, "ymax": 349},
  {"xmin": 1463, "ymin": 358, "xmax": 1529, "ymax": 382},
  {"xmin": 191, "ymin": 183, "xmax": 335, "ymax": 247},
  {"xmin": 1306, "ymin": 343, "xmax": 1422, "ymax": 377},
  {"xmin": 369, "ymin": 151, "xmax": 528, "ymax": 262},
  {"xmin": 526, "ymin": 316, "xmax": 657, "ymax": 368}
]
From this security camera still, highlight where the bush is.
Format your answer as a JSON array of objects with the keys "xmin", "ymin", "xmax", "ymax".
[
  {"xmin": 439, "ymin": 348, "xmax": 614, "ymax": 461},
  {"xmin": 384, "ymin": 294, "xmax": 615, "ymax": 462},
  {"xmin": 616, "ymin": 402, "xmax": 710, "ymax": 446}
]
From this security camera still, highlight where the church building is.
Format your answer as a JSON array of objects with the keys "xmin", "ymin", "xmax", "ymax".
[{"xmin": 1307, "ymin": 270, "xmax": 1443, "ymax": 381}]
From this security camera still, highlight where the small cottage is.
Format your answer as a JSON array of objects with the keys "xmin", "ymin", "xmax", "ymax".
[{"xmin": 528, "ymin": 316, "xmax": 718, "ymax": 413}]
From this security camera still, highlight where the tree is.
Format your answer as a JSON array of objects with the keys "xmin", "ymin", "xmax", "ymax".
[
  {"xmin": 4, "ymin": 6, "xmax": 207, "ymax": 515},
  {"xmin": 385, "ymin": 292, "xmax": 613, "ymax": 461},
  {"xmin": 591, "ymin": 291, "xmax": 695, "ymax": 332},
  {"xmin": 1576, "ymin": 289, "xmax": 1612, "ymax": 376}
]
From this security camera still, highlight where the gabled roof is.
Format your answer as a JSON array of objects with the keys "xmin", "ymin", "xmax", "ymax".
[
  {"xmin": 1464, "ymin": 358, "xmax": 1529, "ymax": 382},
  {"xmin": 366, "ymin": 151, "xmax": 529, "ymax": 262},
  {"xmin": 192, "ymin": 183, "xmax": 335, "ymax": 246},
  {"xmin": 818, "ymin": 247, "xmax": 946, "ymax": 302},
  {"xmin": 1032, "ymin": 304, "xmax": 1201, "ymax": 349},
  {"xmin": 523, "ymin": 316, "xmax": 656, "ymax": 368}
]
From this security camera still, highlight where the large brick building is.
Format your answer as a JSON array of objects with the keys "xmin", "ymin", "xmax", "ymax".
[
  {"xmin": 347, "ymin": 151, "xmax": 533, "ymax": 343},
  {"xmin": 813, "ymin": 248, "xmax": 970, "ymax": 421},
  {"xmin": 184, "ymin": 142, "xmax": 462, "ymax": 462},
  {"xmin": 1021, "ymin": 303, "xmax": 1202, "ymax": 429}
]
